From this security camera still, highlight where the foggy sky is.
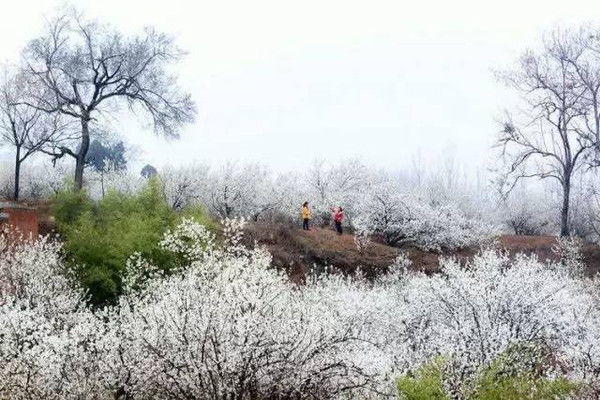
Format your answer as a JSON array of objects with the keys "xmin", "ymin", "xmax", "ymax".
[{"xmin": 1, "ymin": 0, "xmax": 599, "ymax": 173}]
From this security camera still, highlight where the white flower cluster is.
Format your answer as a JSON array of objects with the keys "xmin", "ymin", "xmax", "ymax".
[
  {"xmin": 0, "ymin": 233, "xmax": 110, "ymax": 398},
  {"xmin": 353, "ymin": 186, "xmax": 497, "ymax": 252},
  {"xmin": 159, "ymin": 217, "xmax": 218, "ymax": 262},
  {"xmin": 1, "ymin": 222, "xmax": 600, "ymax": 398}
]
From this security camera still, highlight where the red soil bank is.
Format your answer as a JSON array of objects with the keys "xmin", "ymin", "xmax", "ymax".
[{"xmin": 0, "ymin": 202, "xmax": 38, "ymax": 240}]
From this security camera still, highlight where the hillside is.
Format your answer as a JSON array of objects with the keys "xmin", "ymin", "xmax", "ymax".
[
  {"xmin": 244, "ymin": 224, "xmax": 400, "ymax": 283},
  {"xmin": 244, "ymin": 223, "xmax": 600, "ymax": 281},
  {"xmin": 5, "ymin": 198, "xmax": 600, "ymax": 279}
]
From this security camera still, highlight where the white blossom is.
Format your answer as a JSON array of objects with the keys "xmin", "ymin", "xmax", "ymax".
[{"xmin": 2, "ymin": 221, "xmax": 600, "ymax": 398}]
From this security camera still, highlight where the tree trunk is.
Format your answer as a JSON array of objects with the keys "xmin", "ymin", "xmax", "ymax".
[
  {"xmin": 560, "ymin": 177, "xmax": 571, "ymax": 237},
  {"xmin": 13, "ymin": 146, "xmax": 21, "ymax": 201},
  {"xmin": 101, "ymin": 171, "xmax": 105, "ymax": 198},
  {"xmin": 74, "ymin": 117, "xmax": 91, "ymax": 191}
]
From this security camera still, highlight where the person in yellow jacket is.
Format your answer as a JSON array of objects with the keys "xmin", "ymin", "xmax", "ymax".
[{"xmin": 302, "ymin": 201, "xmax": 311, "ymax": 231}]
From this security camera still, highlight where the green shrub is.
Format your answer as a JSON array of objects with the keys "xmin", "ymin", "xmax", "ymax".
[
  {"xmin": 473, "ymin": 374, "xmax": 579, "ymax": 400},
  {"xmin": 397, "ymin": 359, "xmax": 449, "ymax": 400},
  {"xmin": 52, "ymin": 179, "xmax": 217, "ymax": 305},
  {"xmin": 397, "ymin": 345, "xmax": 581, "ymax": 400},
  {"xmin": 471, "ymin": 343, "xmax": 581, "ymax": 400},
  {"xmin": 51, "ymin": 186, "xmax": 92, "ymax": 227}
]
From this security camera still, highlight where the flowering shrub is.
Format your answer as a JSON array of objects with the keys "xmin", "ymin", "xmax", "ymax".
[
  {"xmin": 0, "ymin": 160, "xmax": 72, "ymax": 200},
  {"xmin": 498, "ymin": 189, "xmax": 556, "ymax": 235},
  {"xmin": 0, "ymin": 232, "xmax": 109, "ymax": 398},
  {"xmin": 353, "ymin": 184, "xmax": 497, "ymax": 252},
  {"xmin": 1, "ymin": 220, "xmax": 600, "ymax": 398}
]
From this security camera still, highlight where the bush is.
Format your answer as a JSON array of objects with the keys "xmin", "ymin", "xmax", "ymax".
[
  {"xmin": 471, "ymin": 343, "xmax": 581, "ymax": 399},
  {"xmin": 52, "ymin": 179, "xmax": 218, "ymax": 305},
  {"xmin": 398, "ymin": 350, "xmax": 580, "ymax": 400},
  {"xmin": 353, "ymin": 187, "xmax": 496, "ymax": 252},
  {"xmin": 474, "ymin": 374, "xmax": 578, "ymax": 400},
  {"xmin": 397, "ymin": 359, "xmax": 448, "ymax": 400},
  {"xmin": 51, "ymin": 186, "xmax": 92, "ymax": 226}
]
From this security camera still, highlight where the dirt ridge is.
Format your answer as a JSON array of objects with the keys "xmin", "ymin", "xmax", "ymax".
[{"xmin": 244, "ymin": 223, "xmax": 600, "ymax": 281}]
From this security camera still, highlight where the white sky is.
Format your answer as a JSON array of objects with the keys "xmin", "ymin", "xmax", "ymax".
[{"xmin": 1, "ymin": 0, "xmax": 600, "ymax": 173}]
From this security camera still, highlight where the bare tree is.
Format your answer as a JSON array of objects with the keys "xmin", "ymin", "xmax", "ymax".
[
  {"xmin": 160, "ymin": 164, "xmax": 210, "ymax": 211},
  {"xmin": 21, "ymin": 11, "xmax": 196, "ymax": 190},
  {"xmin": 497, "ymin": 31, "xmax": 597, "ymax": 236},
  {"xmin": 0, "ymin": 70, "xmax": 70, "ymax": 200},
  {"xmin": 561, "ymin": 29, "xmax": 600, "ymax": 152}
]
